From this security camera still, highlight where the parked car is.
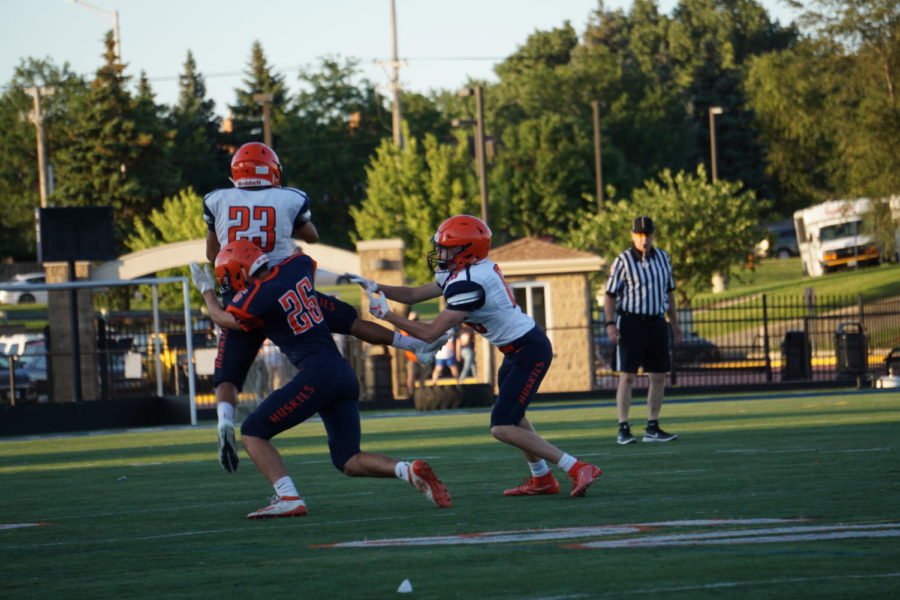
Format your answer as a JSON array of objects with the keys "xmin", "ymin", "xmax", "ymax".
[
  {"xmin": 0, "ymin": 355, "xmax": 37, "ymax": 404},
  {"xmin": 0, "ymin": 272, "xmax": 48, "ymax": 305},
  {"xmin": 755, "ymin": 220, "xmax": 799, "ymax": 259},
  {"xmin": 595, "ymin": 330, "xmax": 721, "ymax": 369}
]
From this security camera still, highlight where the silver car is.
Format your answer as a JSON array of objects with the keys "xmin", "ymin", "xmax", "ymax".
[{"xmin": 0, "ymin": 272, "xmax": 48, "ymax": 305}]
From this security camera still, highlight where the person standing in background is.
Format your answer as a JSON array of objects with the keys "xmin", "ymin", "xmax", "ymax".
[
  {"xmin": 604, "ymin": 216, "xmax": 682, "ymax": 445},
  {"xmin": 456, "ymin": 324, "xmax": 476, "ymax": 383}
]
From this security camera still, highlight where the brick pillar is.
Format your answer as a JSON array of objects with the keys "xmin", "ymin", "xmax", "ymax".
[
  {"xmin": 355, "ymin": 239, "xmax": 406, "ymax": 400},
  {"xmin": 44, "ymin": 262, "xmax": 99, "ymax": 402}
]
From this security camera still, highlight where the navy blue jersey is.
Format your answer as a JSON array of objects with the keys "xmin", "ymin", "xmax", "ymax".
[{"xmin": 226, "ymin": 253, "xmax": 338, "ymax": 366}]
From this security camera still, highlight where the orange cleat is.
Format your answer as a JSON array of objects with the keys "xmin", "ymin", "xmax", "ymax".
[
  {"xmin": 246, "ymin": 495, "xmax": 307, "ymax": 519},
  {"xmin": 503, "ymin": 474, "xmax": 560, "ymax": 496},
  {"xmin": 409, "ymin": 460, "xmax": 452, "ymax": 508},
  {"xmin": 568, "ymin": 463, "xmax": 602, "ymax": 497}
]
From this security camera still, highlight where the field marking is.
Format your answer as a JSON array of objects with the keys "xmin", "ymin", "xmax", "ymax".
[
  {"xmin": 568, "ymin": 522, "xmax": 900, "ymax": 548},
  {"xmin": 0, "ymin": 522, "xmax": 51, "ymax": 531},
  {"xmin": 311, "ymin": 519, "xmax": 900, "ymax": 550},
  {"xmin": 590, "ymin": 572, "xmax": 900, "ymax": 597},
  {"xmin": 311, "ymin": 518, "xmax": 811, "ymax": 548}
]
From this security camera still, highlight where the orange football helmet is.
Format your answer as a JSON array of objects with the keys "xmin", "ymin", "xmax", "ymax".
[
  {"xmin": 230, "ymin": 142, "xmax": 281, "ymax": 188},
  {"xmin": 428, "ymin": 215, "xmax": 492, "ymax": 274},
  {"xmin": 214, "ymin": 240, "xmax": 269, "ymax": 291}
]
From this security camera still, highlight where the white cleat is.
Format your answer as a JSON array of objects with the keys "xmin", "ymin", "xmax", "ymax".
[
  {"xmin": 246, "ymin": 495, "xmax": 307, "ymax": 519},
  {"xmin": 218, "ymin": 420, "xmax": 240, "ymax": 473}
]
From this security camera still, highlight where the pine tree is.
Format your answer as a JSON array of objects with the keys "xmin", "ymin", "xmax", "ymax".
[{"xmin": 226, "ymin": 40, "xmax": 289, "ymax": 149}]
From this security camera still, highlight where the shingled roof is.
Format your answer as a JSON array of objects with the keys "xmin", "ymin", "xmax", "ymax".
[{"xmin": 489, "ymin": 237, "xmax": 604, "ymax": 276}]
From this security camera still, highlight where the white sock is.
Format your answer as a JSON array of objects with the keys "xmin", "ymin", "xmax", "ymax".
[
  {"xmin": 392, "ymin": 332, "xmax": 419, "ymax": 351},
  {"xmin": 528, "ymin": 460, "xmax": 550, "ymax": 478},
  {"xmin": 394, "ymin": 461, "xmax": 412, "ymax": 483},
  {"xmin": 274, "ymin": 476, "xmax": 299, "ymax": 498},
  {"xmin": 556, "ymin": 453, "xmax": 577, "ymax": 473},
  {"xmin": 217, "ymin": 402, "xmax": 234, "ymax": 424}
]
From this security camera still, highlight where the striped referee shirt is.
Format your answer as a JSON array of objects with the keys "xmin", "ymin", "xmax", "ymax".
[{"xmin": 604, "ymin": 247, "xmax": 675, "ymax": 316}]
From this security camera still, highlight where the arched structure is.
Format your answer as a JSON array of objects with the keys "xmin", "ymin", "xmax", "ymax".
[{"xmin": 89, "ymin": 239, "xmax": 360, "ymax": 281}]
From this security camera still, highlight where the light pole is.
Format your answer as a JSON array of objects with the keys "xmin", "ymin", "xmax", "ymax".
[
  {"xmin": 25, "ymin": 87, "xmax": 55, "ymax": 208},
  {"xmin": 458, "ymin": 86, "xmax": 489, "ymax": 225},
  {"xmin": 591, "ymin": 100, "xmax": 604, "ymax": 212},
  {"xmin": 67, "ymin": 1, "xmax": 121, "ymax": 62},
  {"xmin": 708, "ymin": 106, "xmax": 724, "ymax": 183}
]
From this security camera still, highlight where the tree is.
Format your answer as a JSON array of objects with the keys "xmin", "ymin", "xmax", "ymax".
[
  {"xmin": 565, "ymin": 165, "xmax": 768, "ymax": 305},
  {"xmin": 279, "ymin": 56, "xmax": 386, "ymax": 248},
  {"xmin": 168, "ymin": 51, "xmax": 224, "ymax": 194},
  {"xmin": 52, "ymin": 33, "xmax": 174, "ymax": 247},
  {"xmin": 489, "ymin": 113, "xmax": 595, "ymax": 239},
  {"xmin": 352, "ymin": 127, "xmax": 478, "ymax": 284},
  {"xmin": 126, "ymin": 187, "xmax": 208, "ymax": 309},
  {"xmin": 226, "ymin": 41, "xmax": 289, "ymax": 148},
  {"xmin": 0, "ymin": 58, "xmax": 86, "ymax": 259}
]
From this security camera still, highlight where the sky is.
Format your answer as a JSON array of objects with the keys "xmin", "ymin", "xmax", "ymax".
[{"xmin": 2, "ymin": 0, "xmax": 800, "ymax": 118}]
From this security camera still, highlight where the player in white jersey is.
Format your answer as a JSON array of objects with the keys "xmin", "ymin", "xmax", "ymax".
[
  {"xmin": 198, "ymin": 142, "xmax": 447, "ymax": 474},
  {"xmin": 348, "ymin": 215, "xmax": 602, "ymax": 498}
]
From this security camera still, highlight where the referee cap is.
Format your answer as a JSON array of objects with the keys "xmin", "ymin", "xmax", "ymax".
[{"xmin": 631, "ymin": 216, "xmax": 655, "ymax": 234}]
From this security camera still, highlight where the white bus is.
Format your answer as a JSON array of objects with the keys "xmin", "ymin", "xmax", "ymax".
[{"xmin": 793, "ymin": 197, "xmax": 899, "ymax": 277}]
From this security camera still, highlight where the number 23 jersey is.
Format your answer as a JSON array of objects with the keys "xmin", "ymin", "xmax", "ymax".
[
  {"xmin": 203, "ymin": 186, "xmax": 312, "ymax": 265},
  {"xmin": 440, "ymin": 259, "xmax": 535, "ymax": 346}
]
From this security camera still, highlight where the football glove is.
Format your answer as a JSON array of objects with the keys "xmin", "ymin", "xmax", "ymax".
[
  {"xmin": 345, "ymin": 273, "xmax": 379, "ymax": 294},
  {"xmin": 367, "ymin": 290, "xmax": 391, "ymax": 319},
  {"xmin": 189, "ymin": 262, "xmax": 215, "ymax": 295}
]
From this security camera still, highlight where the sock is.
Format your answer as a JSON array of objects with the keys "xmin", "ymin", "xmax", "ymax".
[
  {"xmin": 274, "ymin": 476, "xmax": 299, "ymax": 498},
  {"xmin": 618, "ymin": 421, "xmax": 629, "ymax": 431},
  {"xmin": 647, "ymin": 420, "xmax": 659, "ymax": 431},
  {"xmin": 528, "ymin": 460, "xmax": 550, "ymax": 478},
  {"xmin": 392, "ymin": 331, "xmax": 418, "ymax": 351},
  {"xmin": 394, "ymin": 461, "xmax": 412, "ymax": 483},
  {"xmin": 217, "ymin": 402, "xmax": 234, "ymax": 424},
  {"xmin": 556, "ymin": 453, "xmax": 577, "ymax": 473}
]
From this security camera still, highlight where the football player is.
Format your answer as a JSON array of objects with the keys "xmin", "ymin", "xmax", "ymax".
[
  {"xmin": 192, "ymin": 240, "xmax": 451, "ymax": 518},
  {"xmin": 201, "ymin": 142, "xmax": 445, "ymax": 474},
  {"xmin": 348, "ymin": 215, "xmax": 603, "ymax": 498}
]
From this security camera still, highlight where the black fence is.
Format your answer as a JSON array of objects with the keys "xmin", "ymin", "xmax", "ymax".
[{"xmin": 591, "ymin": 294, "xmax": 900, "ymax": 389}]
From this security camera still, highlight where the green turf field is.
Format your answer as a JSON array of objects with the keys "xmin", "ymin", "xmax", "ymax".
[{"xmin": 1, "ymin": 389, "xmax": 898, "ymax": 599}]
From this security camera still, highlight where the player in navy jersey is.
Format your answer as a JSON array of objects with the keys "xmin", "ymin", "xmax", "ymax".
[
  {"xmin": 347, "ymin": 215, "xmax": 602, "ymax": 498},
  {"xmin": 192, "ymin": 240, "xmax": 451, "ymax": 519},
  {"xmin": 201, "ymin": 142, "xmax": 446, "ymax": 473}
]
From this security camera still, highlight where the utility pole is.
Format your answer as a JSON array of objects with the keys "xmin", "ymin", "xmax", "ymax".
[
  {"xmin": 388, "ymin": 0, "xmax": 404, "ymax": 147},
  {"xmin": 459, "ymin": 86, "xmax": 489, "ymax": 225},
  {"xmin": 591, "ymin": 100, "xmax": 604, "ymax": 212},
  {"xmin": 253, "ymin": 93, "xmax": 273, "ymax": 147},
  {"xmin": 25, "ymin": 86, "xmax": 54, "ymax": 208}
]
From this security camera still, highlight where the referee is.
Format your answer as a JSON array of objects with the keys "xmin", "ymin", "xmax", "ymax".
[{"xmin": 603, "ymin": 216, "xmax": 682, "ymax": 444}]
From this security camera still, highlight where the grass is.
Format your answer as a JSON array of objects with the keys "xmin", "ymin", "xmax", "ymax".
[
  {"xmin": 1, "ymin": 389, "xmax": 898, "ymax": 599},
  {"xmin": 695, "ymin": 259, "xmax": 900, "ymax": 304}
]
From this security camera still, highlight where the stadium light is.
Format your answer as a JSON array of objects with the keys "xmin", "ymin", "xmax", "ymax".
[{"xmin": 67, "ymin": 0, "xmax": 121, "ymax": 62}]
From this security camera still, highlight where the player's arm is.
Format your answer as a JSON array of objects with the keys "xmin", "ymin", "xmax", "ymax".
[
  {"xmin": 378, "ymin": 282, "xmax": 443, "ymax": 304},
  {"xmin": 294, "ymin": 220, "xmax": 319, "ymax": 244},
  {"xmin": 199, "ymin": 290, "xmax": 241, "ymax": 331},
  {"xmin": 381, "ymin": 308, "xmax": 466, "ymax": 343},
  {"xmin": 205, "ymin": 230, "xmax": 220, "ymax": 263}
]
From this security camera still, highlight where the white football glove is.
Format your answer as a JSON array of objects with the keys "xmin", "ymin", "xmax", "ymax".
[
  {"xmin": 413, "ymin": 333, "xmax": 451, "ymax": 366},
  {"xmin": 367, "ymin": 290, "xmax": 391, "ymax": 319},
  {"xmin": 345, "ymin": 273, "xmax": 379, "ymax": 294},
  {"xmin": 189, "ymin": 262, "xmax": 215, "ymax": 295}
]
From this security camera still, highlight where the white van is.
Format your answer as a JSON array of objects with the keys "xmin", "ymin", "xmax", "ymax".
[{"xmin": 793, "ymin": 198, "xmax": 899, "ymax": 277}]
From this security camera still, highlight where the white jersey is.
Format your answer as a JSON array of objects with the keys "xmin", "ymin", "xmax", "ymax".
[
  {"xmin": 203, "ymin": 186, "xmax": 312, "ymax": 265},
  {"xmin": 439, "ymin": 259, "xmax": 535, "ymax": 346}
]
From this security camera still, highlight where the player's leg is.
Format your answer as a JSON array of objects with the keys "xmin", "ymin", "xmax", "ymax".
[
  {"xmin": 492, "ymin": 328, "xmax": 601, "ymax": 497},
  {"xmin": 212, "ymin": 328, "xmax": 265, "ymax": 473},
  {"xmin": 642, "ymin": 320, "xmax": 677, "ymax": 442}
]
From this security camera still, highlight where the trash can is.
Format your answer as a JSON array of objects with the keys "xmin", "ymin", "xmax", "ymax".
[
  {"xmin": 835, "ymin": 322, "xmax": 867, "ymax": 380},
  {"xmin": 781, "ymin": 330, "xmax": 811, "ymax": 380},
  {"xmin": 363, "ymin": 353, "xmax": 393, "ymax": 401}
]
